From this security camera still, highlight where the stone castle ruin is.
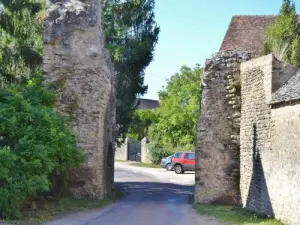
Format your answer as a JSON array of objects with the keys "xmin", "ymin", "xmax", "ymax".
[
  {"xmin": 195, "ymin": 16, "xmax": 300, "ymax": 225},
  {"xmin": 43, "ymin": 0, "xmax": 116, "ymax": 199}
]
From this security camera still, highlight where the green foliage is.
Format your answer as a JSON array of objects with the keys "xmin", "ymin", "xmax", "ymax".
[
  {"xmin": 0, "ymin": 1, "xmax": 85, "ymax": 219},
  {"xmin": 126, "ymin": 109, "xmax": 158, "ymax": 140},
  {"xmin": 148, "ymin": 65, "xmax": 201, "ymax": 150},
  {"xmin": 265, "ymin": 0, "xmax": 300, "ymax": 65},
  {"xmin": 194, "ymin": 204, "xmax": 281, "ymax": 225},
  {"xmin": 290, "ymin": 37, "xmax": 300, "ymax": 67},
  {"xmin": 0, "ymin": 0, "xmax": 44, "ymax": 85},
  {"xmin": 0, "ymin": 79, "xmax": 84, "ymax": 218},
  {"xmin": 147, "ymin": 142, "xmax": 176, "ymax": 165},
  {"xmin": 103, "ymin": 0, "xmax": 160, "ymax": 144}
]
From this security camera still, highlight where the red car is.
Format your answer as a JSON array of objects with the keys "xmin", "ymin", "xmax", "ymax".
[{"xmin": 171, "ymin": 151, "xmax": 195, "ymax": 174}]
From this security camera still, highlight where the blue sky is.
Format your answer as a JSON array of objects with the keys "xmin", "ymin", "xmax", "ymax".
[{"xmin": 143, "ymin": 0, "xmax": 300, "ymax": 100}]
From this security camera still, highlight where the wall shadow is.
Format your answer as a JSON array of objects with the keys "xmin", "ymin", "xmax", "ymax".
[
  {"xmin": 106, "ymin": 142, "xmax": 114, "ymax": 194},
  {"xmin": 245, "ymin": 124, "xmax": 273, "ymax": 217},
  {"xmin": 114, "ymin": 181, "xmax": 194, "ymax": 205}
]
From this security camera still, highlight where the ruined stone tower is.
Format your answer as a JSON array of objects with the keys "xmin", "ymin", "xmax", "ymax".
[
  {"xmin": 194, "ymin": 51, "xmax": 254, "ymax": 204},
  {"xmin": 43, "ymin": 0, "xmax": 116, "ymax": 199}
]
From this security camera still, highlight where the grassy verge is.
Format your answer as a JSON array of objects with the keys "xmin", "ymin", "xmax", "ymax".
[
  {"xmin": 2, "ymin": 189, "xmax": 123, "ymax": 225},
  {"xmin": 128, "ymin": 162, "xmax": 161, "ymax": 168},
  {"xmin": 193, "ymin": 204, "xmax": 281, "ymax": 225},
  {"xmin": 115, "ymin": 159, "xmax": 128, "ymax": 162}
]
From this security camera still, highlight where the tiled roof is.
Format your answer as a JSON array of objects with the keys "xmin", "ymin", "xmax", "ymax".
[
  {"xmin": 220, "ymin": 15, "xmax": 277, "ymax": 55},
  {"xmin": 271, "ymin": 70, "xmax": 300, "ymax": 104},
  {"xmin": 134, "ymin": 98, "xmax": 159, "ymax": 109}
]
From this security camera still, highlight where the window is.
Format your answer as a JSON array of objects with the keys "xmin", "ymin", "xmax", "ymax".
[
  {"xmin": 185, "ymin": 153, "xmax": 195, "ymax": 160},
  {"xmin": 174, "ymin": 152, "xmax": 182, "ymax": 158},
  {"xmin": 189, "ymin": 153, "xmax": 195, "ymax": 160}
]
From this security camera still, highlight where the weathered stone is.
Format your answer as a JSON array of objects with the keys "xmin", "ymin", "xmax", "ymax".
[
  {"xmin": 240, "ymin": 54, "xmax": 300, "ymax": 224},
  {"xmin": 141, "ymin": 137, "xmax": 151, "ymax": 164},
  {"xmin": 43, "ymin": 0, "xmax": 116, "ymax": 199},
  {"xmin": 228, "ymin": 88, "xmax": 236, "ymax": 94},
  {"xmin": 195, "ymin": 50, "xmax": 254, "ymax": 205},
  {"xmin": 226, "ymin": 94, "xmax": 236, "ymax": 98},
  {"xmin": 232, "ymin": 112, "xmax": 241, "ymax": 118},
  {"xmin": 230, "ymin": 135, "xmax": 239, "ymax": 140}
]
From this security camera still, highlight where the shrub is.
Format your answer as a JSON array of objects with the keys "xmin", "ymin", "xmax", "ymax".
[
  {"xmin": 147, "ymin": 142, "xmax": 176, "ymax": 164},
  {"xmin": 0, "ymin": 81, "xmax": 84, "ymax": 218}
]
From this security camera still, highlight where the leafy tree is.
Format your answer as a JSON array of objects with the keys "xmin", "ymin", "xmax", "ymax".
[
  {"xmin": 148, "ymin": 65, "xmax": 202, "ymax": 150},
  {"xmin": 0, "ymin": 0, "xmax": 44, "ymax": 85},
  {"xmin": 0, "ymin": 1, "xmax": 85, "ymax": 218},
  {"xmin": 103, "ymin": 0, "xmax": 160, "ymax": 144},
  {"xmin": 265, "ymin": 0, "xmax": 300, "ymax": 65},
  {"xmin": 126, "ymin": 109, "xmax": 158, "ymax": 140},
  {"xmin": 291, "ymin": 38, "xmax": 300, "ymax": 66},
  {"xmin": 0, "ymin": 81, "xmax": 84, "ymax": 218}
]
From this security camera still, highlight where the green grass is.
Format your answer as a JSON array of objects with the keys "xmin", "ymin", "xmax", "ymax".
[
  {"xmin": 128, "ymin": 162, "xmax": 161, "ymax": 168},
  {"xmin": 115, "ymin": 159, "xmax": 128, "ymax": 162},
  {"xmin": 193, "ymin": 204, "xmax": 282, "ymax": 225},
  {"xmin": 2, "ymin": 189, "xmax": 123, "ymax": 225}
]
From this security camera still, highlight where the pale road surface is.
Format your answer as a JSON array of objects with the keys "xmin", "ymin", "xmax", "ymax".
[{"xmin": 41, "ymin": 162, "xmax": 224, "ymax": 225}]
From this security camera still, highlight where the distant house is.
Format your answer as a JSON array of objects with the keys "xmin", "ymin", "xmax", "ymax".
[{"xmin": 133, "ymin": 98, "xmax": 159, "ymax": 110}]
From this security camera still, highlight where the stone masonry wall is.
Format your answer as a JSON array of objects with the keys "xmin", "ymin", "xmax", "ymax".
[
  {"xmin": 195, "ymin": 51, "xmax": 254, "ymax": 204},
  {"xmin": 269, "ymin": 102, "xmax": 300, "ymax": 224},
  {"xmin": 240, "ymin": 54, "xmax": 299, "ymax": 224},
  {"xmin": 115, "ymin": 138, "xmax": 129, "ymax": 161},
  {"xmin": 141, "ymin": 137, "xmax": 151, "ymax": 164},
  {"xmin": 43, "ymin": 0, "xmax": 116, "ymax": 199}
]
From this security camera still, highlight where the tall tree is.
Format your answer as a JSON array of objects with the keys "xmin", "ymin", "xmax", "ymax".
[
  {"xmin": 126, "ymin": 108, "xmax": 158, "ymax": 140},
  {"xmin": 0, "ymin": 0, "xmax": 44, "ymax": 86},
  {"xmin": 103, "ymin": 0, "xmax": 160, "ymax": 144},
  {"xmin": 265, "ymin": 0, "xmax": 300, "ymax": 66},
  {"xmin": 148, "ymin": 65, "xmax": 202, "ymax": 150}
]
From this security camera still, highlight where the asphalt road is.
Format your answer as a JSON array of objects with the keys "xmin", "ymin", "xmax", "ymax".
[{"xmin": 42, "ymin": 166, "xmax": 223, "ymax": 225}]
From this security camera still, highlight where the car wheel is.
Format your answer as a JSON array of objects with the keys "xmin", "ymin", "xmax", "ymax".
[
  {"xmin": 174, "ymin": 165, "xmax": 183, "ymax": 174},
  {"xmin": 166, "ymin": 163, "xmax": 172, "ymax": 171}
]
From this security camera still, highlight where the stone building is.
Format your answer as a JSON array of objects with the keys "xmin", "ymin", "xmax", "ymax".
[
  {"xmin": 43, "ymin": 0, "xmax": 116, "ymax": 199},
  {"xmin": 195, "ymin": 15, "xmax": 300, "ymax": 225}
]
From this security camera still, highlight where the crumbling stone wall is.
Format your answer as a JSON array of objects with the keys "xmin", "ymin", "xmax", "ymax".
[
  {"xmin": 240, "ymin": 54, "xmax": 300, "ymax": 225},
  {"xmin": 43, "ymin": 0, "xmax": 116, "ymax": 199},
  {"xmin": 195, "ymin": 51, "xmax": 254, "ymax": 204}
]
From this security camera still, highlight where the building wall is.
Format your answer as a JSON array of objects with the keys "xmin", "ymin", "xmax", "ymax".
[
  {"xmin": 43, "ymin": 0, "xmax": 116, "ymax": 199},
  {"xmin": 240, "ymin": 54, "xmax": 300, "ymax": 225},
  {"xmin": 268, "ymin": 102, "xmax": 300, "ymax": 224},
  {"xmin": 195, "ymin": 51, "xmax": 254, "ymax": 204},
  {"xmin": 240, "ymin": 55, "xmax": 273, "ymax": 216}
]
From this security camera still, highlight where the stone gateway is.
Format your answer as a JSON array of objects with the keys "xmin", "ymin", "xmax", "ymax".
[{"xmin": 43, "ymin": 0, "xmax": 116, "ymax": 199}]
